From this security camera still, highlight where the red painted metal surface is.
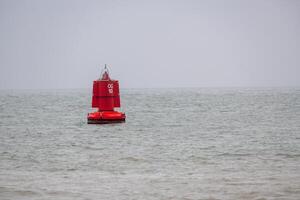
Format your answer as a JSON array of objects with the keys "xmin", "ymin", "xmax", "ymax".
[
  {"xmin": 87, "ymin": 65, "xmax": 125, "ymax": 124},
  {"xmin": 92, "ymin": 80, "xmax": 116, "ymax": 110},
  {"xmin": 91, "ymin": 73, "xmax": 121, "ymax": 110}
]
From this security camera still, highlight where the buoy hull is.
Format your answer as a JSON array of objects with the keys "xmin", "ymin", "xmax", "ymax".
[
  {"xmin": 87, "ymin": 111, "xmax": 126, "ymax": 124},
  {"xmin": 87, "ymin": 66, "xmax": 125, "ymax": 124}
]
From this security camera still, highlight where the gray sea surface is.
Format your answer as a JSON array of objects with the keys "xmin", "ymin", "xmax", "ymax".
[{"xmin": 0, "ymin": 88, "xmax": 300, "ymax": 200}]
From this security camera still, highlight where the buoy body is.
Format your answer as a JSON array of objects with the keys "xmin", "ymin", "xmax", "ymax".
[
  {"xmin": 87, "ymin": 66, "xmax": 126, "ymax": 124},
  {"xmin": 91, "ymin": 80, "xmax": 120, "ymax": 110}
]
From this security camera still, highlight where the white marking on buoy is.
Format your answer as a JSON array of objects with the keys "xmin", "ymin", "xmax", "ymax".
[{"xmin": 108, "ymin": 84, "xmax": 113, "ymax": 94}]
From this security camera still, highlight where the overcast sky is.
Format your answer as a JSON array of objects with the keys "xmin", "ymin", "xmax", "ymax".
[{"xmin": 0, "ymin": 0, "xmax": 299, "ymax": 89}]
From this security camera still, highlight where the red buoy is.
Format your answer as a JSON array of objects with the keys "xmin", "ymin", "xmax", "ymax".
[{"xmin": 87, "ymin": 65, "xmax": 126, "ymax": 124}]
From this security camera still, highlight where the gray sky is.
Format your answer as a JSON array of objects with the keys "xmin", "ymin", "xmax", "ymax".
[{"xmin": 0, "ymin": 0, "xmax": 299, "ymax": 89}]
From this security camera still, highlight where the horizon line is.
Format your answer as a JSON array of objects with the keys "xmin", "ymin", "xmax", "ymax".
[{"xmin": 0, "ymin": 85, "xmax": 300, "ymax": 91}]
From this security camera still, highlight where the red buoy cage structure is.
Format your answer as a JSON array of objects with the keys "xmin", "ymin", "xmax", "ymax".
[{"xmin": 87, "ymin": 65, "xmax": 126, "ymax": 124}]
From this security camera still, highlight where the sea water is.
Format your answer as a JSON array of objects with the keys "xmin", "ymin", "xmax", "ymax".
[{"xmin": 0, "ymin": 88, "xmax": 299, "ymax": 200}]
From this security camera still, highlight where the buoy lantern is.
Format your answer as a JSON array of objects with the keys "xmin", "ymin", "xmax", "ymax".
[{"xmin": 87, "ymin": 65, "xmax": 126, "ymax": 124}]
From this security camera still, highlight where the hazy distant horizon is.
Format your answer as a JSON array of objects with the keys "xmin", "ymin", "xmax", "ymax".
[
  {"xmin": 1, "ymin": 86, "xmax": 300, "ymax": 92},
  {"xmin": 1, "ymin": 0, "xmax": 300, "ymax": 90}
]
